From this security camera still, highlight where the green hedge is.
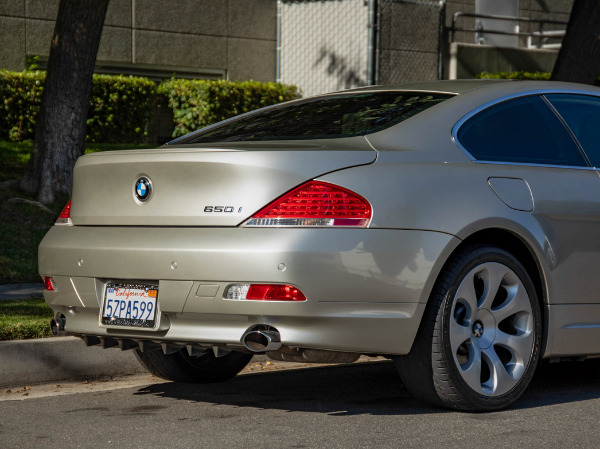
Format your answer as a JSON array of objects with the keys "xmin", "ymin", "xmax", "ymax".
[
  {"xmin": 475, "ymin": 71, "xmax": 551, "ymax": 80},
  {"xmin": 86, "ymin": 74, "xmax": 156, "ymax": 143},
  {"xmin": 0, "ymin": 71, "xmax": 299, "ymax": 143},
  {"xmin": 158, "ymin": 79, "xmax": 300, "ymax": 138},
  {"xmin": 0, "ymin": 70, "xmax": 156, "ymax": 143},
  {"xmin": 0, "ymin": 70, "xmax": 43, "ymax": 141}
]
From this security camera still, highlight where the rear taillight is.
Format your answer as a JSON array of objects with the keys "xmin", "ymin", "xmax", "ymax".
[
  {"xmin": 225, "ymin": 284, "xmax": 307, "ymax": 301},
  {"xmin": 55, "ymin": 200, "xmax": 72, "ymax": 225},
  {"xmin": 243, "ymin": 181, "xmax": 371, "ymax": 227},
  {"xmin": 44, "ymin": 276, "xmax": 56, "ymax": 291}
]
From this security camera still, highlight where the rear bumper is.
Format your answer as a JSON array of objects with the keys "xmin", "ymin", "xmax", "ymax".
[{"xmin": 39, "ymin": 226, "xmax": 458, "ymax": 355}]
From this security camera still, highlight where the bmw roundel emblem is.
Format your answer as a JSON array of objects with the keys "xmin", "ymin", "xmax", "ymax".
[{"xmin": 135, "ymin": 177, "xmax": 152, "ymax": 202}]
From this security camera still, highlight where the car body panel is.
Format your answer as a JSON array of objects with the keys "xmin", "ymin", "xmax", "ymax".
[{"xmin": 546, "ymin": 304, "xmax": 600, "ymax": 356}]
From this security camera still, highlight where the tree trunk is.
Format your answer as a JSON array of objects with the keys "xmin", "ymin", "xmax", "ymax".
[
  {"xmin": 21, "ymin": 0, "xmax": 109, "ymax": 204},
  {"xmin": 551, "ymin": 0, "xmax": 600, "ymax": 84}
]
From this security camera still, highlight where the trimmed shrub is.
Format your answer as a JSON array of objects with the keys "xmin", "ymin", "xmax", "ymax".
[
  {"xmin": 158, "ymin": 79, "xmax": 300, "ymax": 138},
  {"xmin": 0, "ymin": 70, "xmax": 44, "ymax": 141},
  {"xmin": 86, "ymin": 74, "xmax": 156, "ymax": 143},
  {"xmin": 0, "ymin": 70, "xmax": 156, "ymax": 143},
  {"xmin": 0, "ymin": 71, "xmax": 299, "ymax": 143},
  {"xmin": 475, "ymin": 71, "xmax": 551, "ymax": 80}
]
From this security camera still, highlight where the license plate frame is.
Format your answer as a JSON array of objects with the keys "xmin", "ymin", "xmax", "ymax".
[{"xmin": 100, "ymin": 282, "xmax": 160, "ymax": 330}]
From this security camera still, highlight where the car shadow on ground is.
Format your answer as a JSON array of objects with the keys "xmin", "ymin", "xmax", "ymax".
[{"xmin": 133, "ymin": 358, "xmax": 600, "ymax": 415}]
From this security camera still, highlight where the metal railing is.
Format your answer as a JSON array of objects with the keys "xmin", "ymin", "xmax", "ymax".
[{"xmin": 450, "ymin": 12, "xmax": 568, "ymax": 49}]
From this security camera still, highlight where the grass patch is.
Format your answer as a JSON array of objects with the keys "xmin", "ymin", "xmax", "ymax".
[
  {"xmin": 0, "ymin": 298, "xmax": 53, "ymax": 340},
  {"xmin": 0, "ymin": 141, "xmax": 33, "ymax": 182},
  {"xmin": 0, "ymin": 140, "xmax": 151, "ymax": 284}
]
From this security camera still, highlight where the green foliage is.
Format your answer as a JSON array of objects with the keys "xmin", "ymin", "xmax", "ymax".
[
  {"xmin": 86, "ymin": 74, "xmax": 156, "ymax": 143},
  {"xmin": 0, "ymin": 70, "xmax": 156, "ymax": 143},
  {"xmin": 0, "ymin": 70, "xmax": 44, "ymax": 141},
  {"xmin": 158, "ymin": 79, "xmax": 300, "ymax": 138},
  {"xmin": 476, "ymin": 71, "xmax": 600, "ymax": 86},
  {"xmin": 0, "ymin": 140, "xmax": 34, "ymax": 182},
  {"xmin": 0, "ymin": 71, "xmax": 299, "ymax": 143},
  {"xmin": 475, "ymin": 71, "xmax": 552, "ymax": 80},
  {"xmin": 0, "ymin": 298, "xmax": 54, "ymax": 340}
]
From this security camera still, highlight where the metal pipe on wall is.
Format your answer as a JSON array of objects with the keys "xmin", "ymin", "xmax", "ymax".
[
  {"xmin": 276, "ymin": 0, "xmax": 283, "ymax": 83},
  {"xmin": 367, "ymin": 0, "xmax": 376, "ymax": 85}
]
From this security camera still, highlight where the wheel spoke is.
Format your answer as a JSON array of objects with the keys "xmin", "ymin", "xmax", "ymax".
[
  {"xmin": 479, "ymin": 263, "xmax": 510, "ymax": 310},
  {"xmin": 459, "ymin": 347, "xmax": 483, "ymax": 392},
  {"xmin": 482, "ymin": 346, "xmax": 518, "ymax": 395},
  {"xmin": 492, "ymin": 284, "xmax": 531, "ymax": 323},
  {"xmin": 494, "ymin": 329, "xmax": 533, "ymax": 366},
  {"xmin": 454, "ymin": 272, "xmax": 479, "ymax": 313},
  {"xmin": 450, "ymin": 321, "xmax": 472, "ymax": 351}
]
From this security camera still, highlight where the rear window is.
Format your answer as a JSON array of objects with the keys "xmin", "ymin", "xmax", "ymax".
[{"xmin": 179, "ymin": 92, "xmax": 452, "ymax": 144}]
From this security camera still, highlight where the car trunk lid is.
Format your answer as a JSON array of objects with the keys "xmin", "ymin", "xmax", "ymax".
[{"xmin": 70, "ymin": 138, "xmax": 376, "ymax": 226}]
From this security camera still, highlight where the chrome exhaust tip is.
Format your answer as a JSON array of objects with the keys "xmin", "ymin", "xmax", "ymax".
[
  {"xmin": 50, "ymin": 313, "xmax": 66, "ymax": 337},
  {"xmin": 242, "ymin": 326, "xmax": 282, "ymax": 352}
]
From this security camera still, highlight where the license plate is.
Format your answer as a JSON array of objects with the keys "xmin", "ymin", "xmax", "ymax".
[{"xmin": 101, "ymin": 283, "xmax": 159, "ymax": 328}]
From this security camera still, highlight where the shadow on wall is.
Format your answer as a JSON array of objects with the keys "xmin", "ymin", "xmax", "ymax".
[{"xmin": 314, "ymin": 47, "xmax": 366, "ymax": 91}]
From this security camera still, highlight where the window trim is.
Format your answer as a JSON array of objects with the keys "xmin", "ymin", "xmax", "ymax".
[
  {"xmin": 541, "ymin": 94, "xmax": 592, "ymax": 167},
  {"xmin": 451, "ymin": 89, "xmax": 600, "ymax": 170}
]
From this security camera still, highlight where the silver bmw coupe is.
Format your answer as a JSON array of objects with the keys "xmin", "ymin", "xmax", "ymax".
[{"xmin": 39, "ymin": 80, "xmax": 600, "ymax": 411}]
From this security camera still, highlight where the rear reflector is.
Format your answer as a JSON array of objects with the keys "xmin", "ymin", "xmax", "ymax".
[
  {"xmin": 55, "ymin": 200, "xmax": 72, "ymax": 226},
  {"xmin": 44, "ymin": 276, "xmax": 56, "ymax": 291},
  {"xmin": 243, "ymin": 181, "xmax": 371, "ymax": 227},
  {"xmin": 225, "ymin": 284, "xmax": 306, "ymax": 301}
]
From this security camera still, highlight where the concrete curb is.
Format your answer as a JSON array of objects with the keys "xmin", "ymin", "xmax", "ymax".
[
  {"xmin": 0, "ymin": 336, "xmax": 387, "ymax": 389},
  {"xmin": 0, "ymin": 337, "xmax": 146, "ymax": 388}
]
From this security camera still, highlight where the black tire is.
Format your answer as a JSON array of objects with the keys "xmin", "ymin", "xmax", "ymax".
[
  {"xmin": 395, "ymin": 245, "xmax": 542, "ymax": 411},
  {"xmin": 135, "ymin": 348, "xmax": 253, "ymax": 383}
]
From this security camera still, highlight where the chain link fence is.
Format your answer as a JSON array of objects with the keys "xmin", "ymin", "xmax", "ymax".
[
  {"xmin": 278, "ymin": 0, "xmax": 445, "ymax": 96},
  {"xmin": 278, "ymin": 0, "xmax": 371, "ymax": 97},
  {"xmin": 377, "ymin": 0, "xmax": 445, "ymax": 84}
]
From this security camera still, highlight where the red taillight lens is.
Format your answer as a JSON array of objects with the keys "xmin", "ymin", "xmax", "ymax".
[
  {"xmin": 243, "ymin": 181, "xmax": 371, "ymax": 227},
  {"xmin": 55, "ymin": 200, "xmax": 72, "ymax": 225},
  {"xmin": 225, "ymin": 284, "xmax": 307, "ymax": 301},
  {"xmin": 246, "ymin": 284, "xmax": 306, "ymax": 301},
  {"xmin": 44, "ymin": 276, "xmax": 55, "ymax": 291}
]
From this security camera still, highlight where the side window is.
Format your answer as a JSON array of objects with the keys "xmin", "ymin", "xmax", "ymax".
[
  {"xmin": 456, "ymin": 95, "xmax": 587, "ymax": 167},
  {"xmin": 546, "ymin": 94, "xmax": 600, "ymax": 168}
]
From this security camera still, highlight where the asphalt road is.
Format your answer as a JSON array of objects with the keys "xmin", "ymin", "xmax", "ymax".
[{"xmin": 2, "ymin": 359, "xmax": 600, "ymax": 449}]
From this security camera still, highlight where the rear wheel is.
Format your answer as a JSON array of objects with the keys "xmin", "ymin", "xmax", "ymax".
[
  {"xmin": 135, "ymin": 348, "xmax": 253, "ymax": 383},
  {"xmin": 396, "ymin": 245, "xmax": 542, "ymax": 411}
]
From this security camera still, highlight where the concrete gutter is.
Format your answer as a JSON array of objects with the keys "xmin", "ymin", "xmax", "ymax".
[{"xmin": 0, "ymin": 337, "xmax": 146, "ymax": 388}]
